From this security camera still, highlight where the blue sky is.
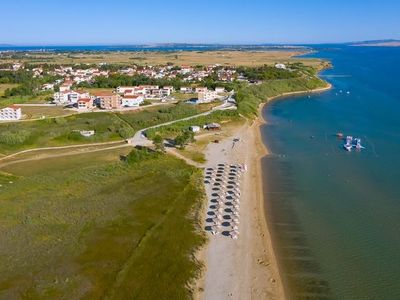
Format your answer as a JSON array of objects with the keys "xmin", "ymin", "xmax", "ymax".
[{"xmin": 1, "ymin": 0, "xmax": 399, "ymax": 45}]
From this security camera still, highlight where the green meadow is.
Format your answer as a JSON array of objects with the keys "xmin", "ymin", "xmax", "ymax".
[
  {"xmin": 0, "ymin": 102, "xmax": 206, "ymax": 155},
  {"xmin": 0, "ymin": 149, "xmax": 206, "ymax": 299}
]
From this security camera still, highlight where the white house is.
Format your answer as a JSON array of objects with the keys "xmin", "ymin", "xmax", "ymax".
[
  {"xmin": 59, "ymin": 80, "xmax": 73, "ymax": 92},
  {"xmin": 161, "ymin": 86, "xmax": 174, "ymax": 96},
  {"xmin": 0, "ymin": 106, "xmax": 22, "ymax": 120},
  {"xmin": 116, "ymin": 86, "xmax": 137, "ymax": 94},
  {"xmin": 54, "ymin": 90, "xmax": 89, "ymax": 104},
  {"xmin": 121, "ymin": 95, "xmax": 144, "ymax": 107},
  {"xmin": 275, "ymin": 63, "xmax": 286, "ymax": 69},
  {"xmin": 189, "ymin": 126, "xmax": 200, "ymax": 132},
  {"xmin": 215, "ymin": 87, "xmax": 226, "ymax": 93},
  {"xmin": 42, "ymin": 83, "xmax": 55, "ymax": 91},
  {"xmin": 197, "ymin": 90, "xmax": 218, "ymax": 103},
  {"xmin": 180, "ymin": 87, "xmax": 193, "ymax": 93}
]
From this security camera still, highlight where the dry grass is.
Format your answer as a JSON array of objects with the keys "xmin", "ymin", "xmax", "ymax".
[
  {"xmin": 1, "ymin": 50, "xmax": 324, "ymax": 67},
  {"xmin": 18, "ymin": 105, "xmax": 75, "ymax": 119}
]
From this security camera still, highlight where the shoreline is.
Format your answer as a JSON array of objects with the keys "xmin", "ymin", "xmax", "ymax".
[
  {"xmin": 195, "ymin": 82, "xmax": 332, "ymax": 299},
  {"xmin": 254, "ymin": 82, "xmax": 333, "ymax": 300},
  {"xmin": 266, "ymin": 83, "xmax": 332, "ymax": 102}
]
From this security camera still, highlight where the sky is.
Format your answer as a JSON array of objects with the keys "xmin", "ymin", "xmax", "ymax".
[{"xmin": 1, "ymin": 0, "xmax": 400, "ymax": 45}]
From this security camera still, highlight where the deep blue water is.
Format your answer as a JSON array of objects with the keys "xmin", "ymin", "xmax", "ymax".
[
  {"xmin": 0, "ymin": 44, "xmax": 307, "ymax": 52},
  {"xmin": 261, "ymin": 46, "xmax": 400, "ymax": 299}
]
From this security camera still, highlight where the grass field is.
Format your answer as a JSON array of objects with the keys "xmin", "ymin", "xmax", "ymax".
[
  {"xmin": 19, "ymin": 106, "xmax": 75, "ymax": 119},
  {"xmin": 0, "ymin": 102, "xmax": 210, "ymax": 156},
  {"xmin": 0, "ymin": 84, "xmax": 19, "ymax": 96},
  {"xmin": 0, "ymin": 50, "xmax": 325, "ymax": 67},
  {"xmin": 0, "ymin": 93, "xmax": 53, "ymax": 108},
  {"xmin": 0, "ymin": 149, "xmax": 206, "ymax": 299},
  {"xmin": 0, "ymin": 112, "xmax": 125, "ymax": 155}
]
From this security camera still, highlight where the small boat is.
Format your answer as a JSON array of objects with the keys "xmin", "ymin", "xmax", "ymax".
[
  {"xmin": 336, "ymin": 132, "xmax": 344, "ymax": 138},
  {"xmin": 343, "ymin": 136, "xmax": 353, "ymax": 151},
  {"xmin": 344, "ymin": 144, "xmax": 352, "ymax": 151},
  {"xmin": 354, "ymin": 138, "xmax": 365, "ymax": 150}
]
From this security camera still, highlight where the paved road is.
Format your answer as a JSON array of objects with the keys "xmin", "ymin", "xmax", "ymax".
[
  {"xmin": 130, "ymin": 96, "xmax": 236, "ymax": 146},
  {"xmin": 0, "ymin": 96, "xmax": 236, "ymax": 165}
]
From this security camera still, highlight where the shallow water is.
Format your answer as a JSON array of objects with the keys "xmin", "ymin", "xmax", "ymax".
[{"xmin": 261, "ymin": 46, "xmax": 400, "ymax": 299}]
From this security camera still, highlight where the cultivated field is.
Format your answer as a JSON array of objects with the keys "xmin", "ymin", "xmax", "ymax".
[
  {"xmin": 0, "ymin": 50, "xmax": 325, "ymax": 67},
  {"xmin": 0, "ymin": 149, "xmax": 205, "ymax": 299}
]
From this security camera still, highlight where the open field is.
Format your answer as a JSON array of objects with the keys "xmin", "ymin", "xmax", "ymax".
[
  {"xmin": 19, "ymin": 105, "xmax": 75, "ymax": 119},
  {"xmin": 0, "ymin": 102, "xmax": 210, "ymax": 155},
  {"xmin": 0, "ymin": 112, "xmax": 125, "ymax": 155},
  {"xmin": 0, "ymin": 93, "xmax": 53, "ymax": 108},
  {"xmin": 0, "ymin": 149, "xmax": 206, "ymax": 299},
  {"xmin": 0, "ymin": 84, "xmax": 19, "ymax": 96},
  {"xmin": 0, "ymin": 50, "xmax": 326, "ymax": 67}
]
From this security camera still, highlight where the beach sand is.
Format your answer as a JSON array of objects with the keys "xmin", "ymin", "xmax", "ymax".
[
  {"xmin": 195, "ymin": 118, "xmax": 284, "ymax": 300},
  {"xmin": 195, "ymin": 84, "xmax": 332, "ymax": 300}
]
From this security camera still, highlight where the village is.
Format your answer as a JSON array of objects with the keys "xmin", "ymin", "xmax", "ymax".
[{"xmin": 0, "ymin": 61, "xmax": 248, "ymax": 120}]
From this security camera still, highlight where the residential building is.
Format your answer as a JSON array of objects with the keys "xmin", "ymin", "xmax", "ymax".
[
  {"xmin": 59, "ymin": 80, "xmax": 74, "ymax": 92},
  {"xmin": 121, "ymin": 95, "xmax": 144, "ymax": 107},
  {"xmin": 197, "ymin": 90, "xmax": 218, "ymax": 103},
  {"xmin": 215, "ymin": 87, "xmax": 226, "ymax": 93},
  {"xmin": 195, "ymin": 87, "xmax": 208, "ymax": 93},
  {"xmin": 180, "ymin": 87, "xmax": 193, "ymax": 93},
  {"xmin": 0, "ymin": 106, "xmax": 22, "ymax": 120},
  {"xmin": 77, "ymin": 98, "xmax": 93, "ymax": 110},
  {"xmin": 53, "ymin": 90, "xmax": 89, "ymax": 104},
  {"xmin": 95, "ymin": 92, "xmax": 121, "ymax": 110}
]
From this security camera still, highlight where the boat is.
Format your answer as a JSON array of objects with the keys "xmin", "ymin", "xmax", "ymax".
[
  {"xmin": 354, "ymin": 138, "xmax": 365, "ymax": 150},
  {"xmin": 336, "ymin": 132, "xmax": 344, "ymax": 138},
  {"xmin": 343, "ymin": 136, "xmax": 353, "ymax": 151},
  {"xmin": 342, "ymin": 136, "xmax": 365, "ymax": 151},
  {"xmin": 344, "ymin": 144, "xmax": 353, "ymax": 151}
]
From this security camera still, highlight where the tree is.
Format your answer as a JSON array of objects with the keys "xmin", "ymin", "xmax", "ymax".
[
  {"xmin": 153, "ymin": 134, "xmax": 165, "ymax": 152},
  {"xmin": 174, "ymin": 130, "xmax": 195, "ymax": 149}
]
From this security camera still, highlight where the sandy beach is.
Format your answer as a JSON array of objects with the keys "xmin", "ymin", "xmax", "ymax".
[
  {"xmin": 195, "ymin": 117, "xmax": 284, "ymax": 300},
  {"xmin": 195, "ymin": 83, "xmax": 332, "ymax": 300}
]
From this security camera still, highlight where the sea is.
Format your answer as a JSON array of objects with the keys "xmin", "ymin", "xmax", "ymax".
[
  {"xmin": 0, "ymin": 44, "xmax": 307, "ymax": 53},
  {"xmin": 261, "ymin": 46, "xmax": 400, "ymax": 299}
]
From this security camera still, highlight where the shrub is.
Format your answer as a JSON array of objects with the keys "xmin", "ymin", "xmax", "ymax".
[
  {"xmin": 0, "ymin": 130, "xmax": 31, "ymax": 145},
  {"xmin": 124, "ymin": 147, "xmax": 160, "ymax": 165},
  {"xmin": 118, "ymin": 126, "xmax": 135, "ymax": 139}
]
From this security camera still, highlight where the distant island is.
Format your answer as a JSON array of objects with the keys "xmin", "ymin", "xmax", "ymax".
[{"xmin": 351, "ymin": 39, "xmax": 400, "ymax": 47}]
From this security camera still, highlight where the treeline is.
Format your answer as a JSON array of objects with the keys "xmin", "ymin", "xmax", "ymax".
[
  {"xmin": 236, "ymin": 76, "xmax": 327, "ymax": 117},
  {"xmin": 236, "ymin": 65, "xmax": 300, "ymax": 81},
  {"xmin": 0, "ymin": 70, "xmax": 33, "ymax": 84},
  {"xmin": 77, "ymin": 73, "xmax": 234, "ymax": 91},
  {"xmin": 0, "ymin": 70, "xmax": 59, "ymax": 97},
  {"xmin": 77, "ymin": 74, "xmax": 184, "ymax": 90}
]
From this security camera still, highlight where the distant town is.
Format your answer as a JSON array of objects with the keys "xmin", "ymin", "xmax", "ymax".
[{"xmin": 0, "ymin": 60, "xmax": 292, "ymax": 120}]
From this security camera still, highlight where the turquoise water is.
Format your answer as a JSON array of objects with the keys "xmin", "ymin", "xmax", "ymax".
[{"xmin": 261, "ymin": 46, "xmax": 400, "ymax": 299}]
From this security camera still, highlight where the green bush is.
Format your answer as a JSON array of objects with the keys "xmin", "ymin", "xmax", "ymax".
[
  {"xmin": 118, "ymin": 126, "xmax": 135, "ymax": 139},
  {"xmin": 0, "ymin": 130, "xmax": 31, "ymax": 145},
  {"xmin": 125, "ymin": 147, "xmax": 161, "ymax": 165}
]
